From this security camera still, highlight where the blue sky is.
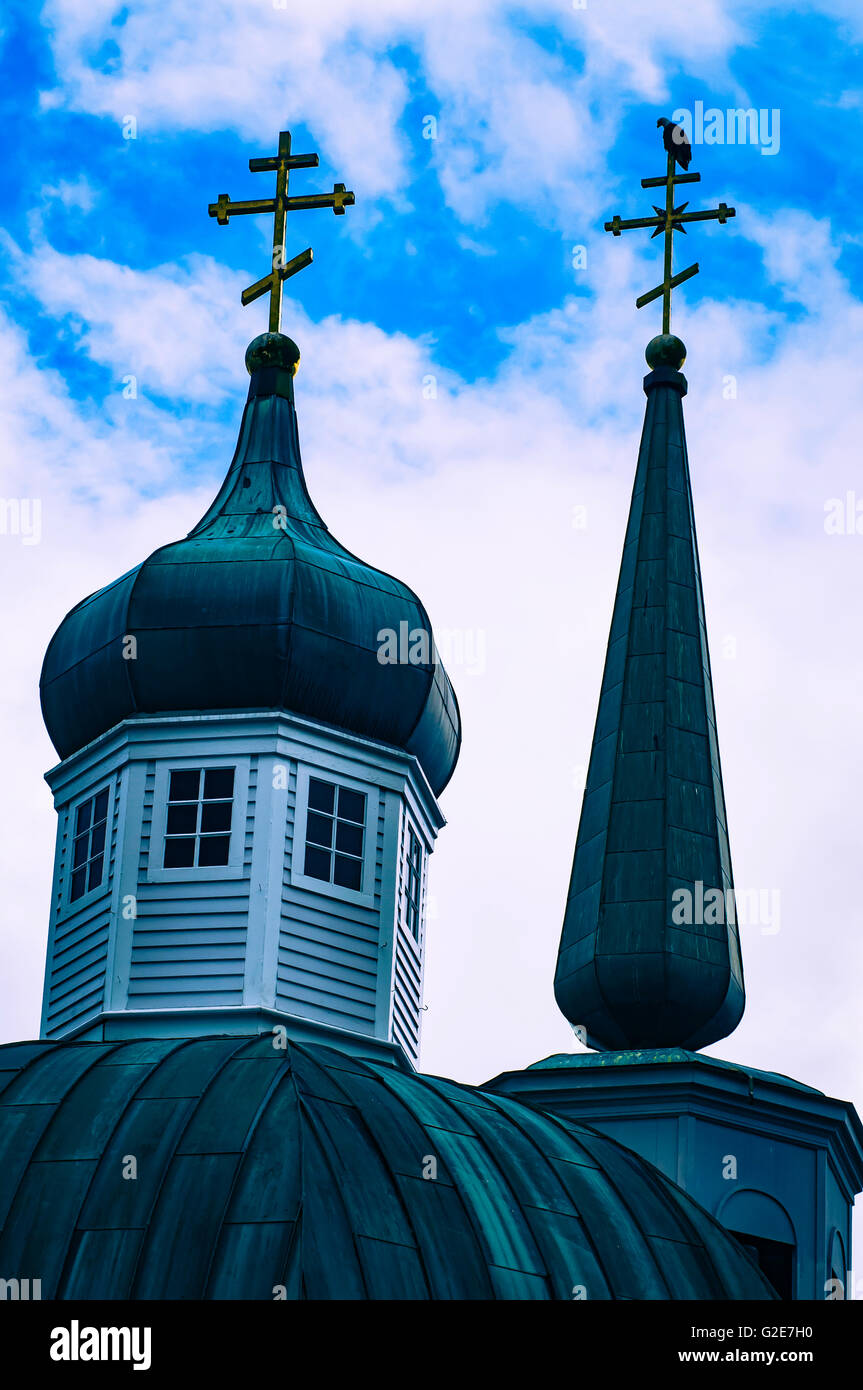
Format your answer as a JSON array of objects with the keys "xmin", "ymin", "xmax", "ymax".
[
  {"xmin": 2, "ymin": 0, "xmax": 863, "ymax": 1275},
  {"xmin": 4, "ymin": 1, "xmax": 862, "ymax": 391}
]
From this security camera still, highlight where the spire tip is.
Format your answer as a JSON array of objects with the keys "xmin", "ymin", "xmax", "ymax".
[
  {"xmin": 246, "ymin": 332, "xmax": 301, "ymax": 376},
  {"xmin": 646, "ymin": 334, "xmax": 686, "ymax": 371}
]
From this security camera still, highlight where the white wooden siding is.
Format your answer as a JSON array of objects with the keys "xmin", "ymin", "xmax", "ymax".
[
  {"xmin": 43, "ymin": 777, "xmax": 121, "ymax": 1037},
  {"xmin": 42, "ymin": 712, "xmax": 443, "ymax": 1055}
]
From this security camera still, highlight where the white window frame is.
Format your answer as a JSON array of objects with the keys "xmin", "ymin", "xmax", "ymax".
[
  {"xmin": 63, "ymin": 783, "xmax": 114, "ymax": 912},
  {"xmin": 147, "ymin": 755, "xmax": 250, "ymax": 884},
  {"xmin": 403, "ymin": 822, "xmax": 424, "ymax": 941},
  {"xmin": 291, "ymin": 762, "xmax": 377, "ymax": 909}
]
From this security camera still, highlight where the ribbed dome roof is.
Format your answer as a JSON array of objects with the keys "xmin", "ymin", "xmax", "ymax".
[
  {"xmin": 40, "ymin": 335, "xmax": 461, "ymax": 795},
  {"xmin": 0, "ymin": 1034, "xmax": 775, "ymax": 1299}
]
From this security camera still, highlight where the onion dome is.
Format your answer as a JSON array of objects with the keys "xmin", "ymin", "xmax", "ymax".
[
  {"xmin": 0, "ymin": 1035, "xmax": 775, "ymax": 1299},
  {"xmin": 40, "ymin": 333, "xmax": 461, "ymax": 796}
]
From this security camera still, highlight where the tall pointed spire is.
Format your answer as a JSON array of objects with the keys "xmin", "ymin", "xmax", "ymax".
[
  {"xmin": 554, "ymin": 333, "xmax": 744, "ymax": 1050},
  {"xmin": 554, "ymin": 130, "xmax": 742, "ymax": 1052}
]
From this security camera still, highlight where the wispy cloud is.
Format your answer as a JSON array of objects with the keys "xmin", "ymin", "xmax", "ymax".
[
  {"xmin": 2, "ymin": 215, "xmax": 863, "ymax": 1107},
  {"xmin": 3, "ymin": 0, "xmax": 863, "ymax": 1276}
]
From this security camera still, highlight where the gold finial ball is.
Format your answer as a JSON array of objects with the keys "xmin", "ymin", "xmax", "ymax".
[
  {"xmin": 645, "ymin": 334, "xmax": 686, "ymax": 371},
  {"xmin": 245, "ymin": 332, "xmax": 301, "ymax": 376}
]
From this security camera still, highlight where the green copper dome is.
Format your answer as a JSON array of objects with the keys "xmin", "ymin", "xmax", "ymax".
[
  {"xmin": 0, "ymin": 1035, "xmax": 775, "ymax": 1299},
  {"xmin": 39, "ymin": 336, "xmax": 460, "ymax": 795}
]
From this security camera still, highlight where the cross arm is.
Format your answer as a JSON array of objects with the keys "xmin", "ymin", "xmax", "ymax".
[
  {"xmin": 208, "ymin": 194, "xmax": 276, "ymax": 225},
  {"xmin": 635, "ymin": 262, "xmax": 700, "ymax": 309},
  {"xmin": 605, "ymin": 213, "xmax": 664, "ymax": 236},
  {"xmin": 604, "ymin": 204, "xmax": 735, "ymax": 238},
  {"xmin": 641, "ymin": 171, "xmax": 701, "ymax": 189},
  {"xmin": 285, "ymin": 183, "xmax": 355, "ymax": 215},
  {"xmin": 249, "ymin": 152, "xmax": 319, "ymax": 172},
  {"xmin": 672, "ymin": 203, "xmax": 735, "ymax": 226},
  {"xmin": 241, "ymin": 247, "xmax": 314, "ymax": 306}
]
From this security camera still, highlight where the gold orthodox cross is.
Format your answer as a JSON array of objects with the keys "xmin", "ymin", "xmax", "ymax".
[
  {"xmin": 604, "ymin": 147, "xmax": 735, "ymax": 334},
  {"xmin": 208, "ymin": 130, "xmax": 355, "ymax": 333}
]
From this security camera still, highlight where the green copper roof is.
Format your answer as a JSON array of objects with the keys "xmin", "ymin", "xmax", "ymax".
[
  {"xmin": 527, "ymin": 1049, "xmax": 822, "ymax": 1095},
  {"xmin": 0, "ymin": 1034, "xmax": 774, "ymax": 1300},
  {"xmin": 40, "ymin": 335, "xmax": 461, "ymax": 796},
  {"xmin": 555, "ymin": 349, "xmax": 744, "ymax": 1052}
]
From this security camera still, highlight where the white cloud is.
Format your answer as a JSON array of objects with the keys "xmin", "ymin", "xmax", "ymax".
[
  {"xmin": 39, "ymin": 175, "xmax": 98, "ymax": 212},
  {"xmin": 10, "ymin": 0, "xmax": 863, "ymax": 1268},
  {"xmin": 3, "ymin": 232, "xmax": 249, "ymax": 404},
  {"xmin": 3, "ymin": 225, "xmax": 863, "ymax": 1126},
  {"xmin": 34, "ymin": 0, "xmax": 768, "ymax": 227},
  {"xmin": 743, "ymin": 206, "xmax": 852, "ymax": 311},
  {"xmin": 456, "ymin": 234, "xmax": 497, "ymax": 257},
  {"xmin": 0, "ymin": 307, "xmax": 219, "ymax": 1041}
]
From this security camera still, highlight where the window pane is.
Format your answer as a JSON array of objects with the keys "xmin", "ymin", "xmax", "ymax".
[
  {"xmin": 70, "ymin": 867, "xmax": 87, "ymax": 902},
  {"xmin": 87, "ymin": 856, "xmax": 104, "ymax": 892},
  {"xmin": 93, "ymin": 788, "xmax": 110, "ymax": 824},
  {"xmin": 333, "ymin": 854, "xmax": 362, "ymax": 891},
  {"xmin": 89, "ymin": 821, "xmax": 107, "ymax": 857},
  {"xmin": 72, "ymin": 833, "xmax": 89, "ymax": 868},
  {"xmin": 164, "ymin": 837, "xmax": 196, "ymax": 868},
  {"xmin": 198, "ymin": 835, "xmax": 230, "ymax": 867},
  {"xmin": 200, "ymin": 801, "xmax": 232, "ymax": 833},
  {"xmin": 306, "ymin": 811, "xmax": 333, "ymax": 848},
  {"xmin": 335, "ymin": 821, "xmax": 363, "ymax": 857},
  {"xmin": 167, "ymin": 803, "xmax": 197, "ymax": 835},
  {"xmin": 169, "ymin": 769, "xmax": 200, "ymax": 802},
  {"xmin": 75, "ymin": 800, "xmax": 92, "ymax": 835},
  {"xmin": 337, "ymin": 788, "xmax": 365, "ymax": 824},
  {"xmin": 304, "ymin": 844, "xmax": 331, "ymax": 881},
  {"xmin": 308, "ymin": 778, "xmax": 335, "ymax": 814},
  {"xmin": 204, "ymin": 767, "xmax": 234, "ymax": 801}
]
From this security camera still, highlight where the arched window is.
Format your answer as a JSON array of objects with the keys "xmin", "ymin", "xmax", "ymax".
[
  {"xmin": 718, "ymin": 1190, "xmax": 796, "ymax": 1300},
  {"xmin": 828, "ymin": 1229, "xmax": 848, "ymax": 1298}
]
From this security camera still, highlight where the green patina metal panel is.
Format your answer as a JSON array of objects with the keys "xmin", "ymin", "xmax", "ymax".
[
  {"xmin": 554, "ymin": 365, "xmax": 745, "ymax": 1050},
  {"xmin": 0, "ymin": 1035, "xmax": 774, "ymax": 1300},
  {"xmin": 40, "ymin": 348, "xmax": 461, "ymax": 796}
]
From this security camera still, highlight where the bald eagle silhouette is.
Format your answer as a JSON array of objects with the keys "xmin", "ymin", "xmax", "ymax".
[{"xmin": 657, "ymin": 117, "xmax": 692, "ymax": 171}]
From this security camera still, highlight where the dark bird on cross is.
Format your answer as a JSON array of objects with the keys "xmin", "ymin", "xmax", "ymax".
[
  {"xmin": 657, "ymin": 117, "xmax": 692, "ymax": 171},
  {"xmin": 603, "ymin": 121, "xmax": 735, "ymax": 335}
]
